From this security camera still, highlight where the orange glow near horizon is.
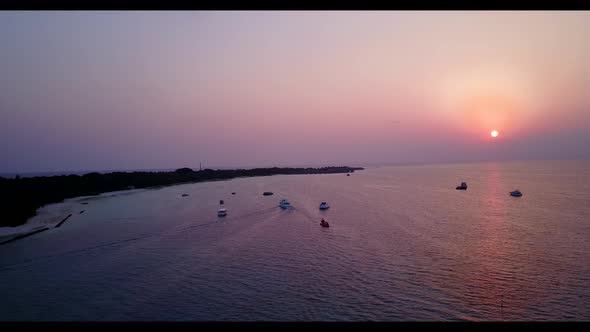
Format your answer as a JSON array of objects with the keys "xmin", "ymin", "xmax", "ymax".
[
  {"xmin": 2, "ymin": 11, "xmax": 590, "ymax": 172},
  {"xmin": 463, "ymin": 95, "xmax": 515, "ymax": 136},
  {"xmin": 491, "ymin": 130, "xmax": 499, "ymax": 138}
]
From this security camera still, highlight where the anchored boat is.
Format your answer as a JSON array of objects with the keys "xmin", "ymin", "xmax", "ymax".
[{"xmin": 456, "ymin": 182, "xmax": 468, "ymax": 190}]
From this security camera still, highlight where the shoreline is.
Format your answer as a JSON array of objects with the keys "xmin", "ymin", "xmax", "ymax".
[
  {"xmin": 0, "ymin": 188, "xmax": 150, "ymax": 242},
  {"xmin": 0, "ymin": 166, "xmax": 363, "ymax": 241}
]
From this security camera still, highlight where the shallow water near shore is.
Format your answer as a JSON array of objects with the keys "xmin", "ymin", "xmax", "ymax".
[{"xmin": 1, "ymin": 160, "xmax": 589, "ymax": 321}]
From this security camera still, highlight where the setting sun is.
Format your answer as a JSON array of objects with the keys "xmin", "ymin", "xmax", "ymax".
[{"xmin": 491, "ymin": 130, "xmax": 499, "ymax": 137}]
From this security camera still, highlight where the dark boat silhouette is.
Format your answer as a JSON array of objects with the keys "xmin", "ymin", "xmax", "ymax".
[{"xmin": 456, "ymin": 182, "xmax": 468, "ymax": 190}]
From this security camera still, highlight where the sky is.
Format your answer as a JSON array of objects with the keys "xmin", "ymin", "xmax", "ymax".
[{"xmin": 1, "ymin": 11, "xmax": 589, "ymax": 173}]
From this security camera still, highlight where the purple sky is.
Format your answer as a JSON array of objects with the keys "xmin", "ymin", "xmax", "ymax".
[{"xmin": 1, "ymin": 11, "xmax": 589, "ymax": 173}]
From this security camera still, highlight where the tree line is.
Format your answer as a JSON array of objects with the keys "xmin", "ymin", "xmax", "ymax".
[{"xmin": 0, "ymin": 166, "xmax": 363, "ymax": 227}]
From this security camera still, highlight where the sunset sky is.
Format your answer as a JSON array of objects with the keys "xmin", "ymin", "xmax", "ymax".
[{"xmin": 1, "ymin": 11, "xmax": 589, "ymax": 173}]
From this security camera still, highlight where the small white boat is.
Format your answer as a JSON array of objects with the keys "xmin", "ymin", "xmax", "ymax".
[
  {"xmin": 319, "ymin": 202, "xmax": 330, "ymax": 210},
  {"xmin": 279, "ymin": 199, "xmax": 291, "ymax": 209},
  {"xmin": 510, "ymin": 190, "xmax": 523, "ymax": 197},
  {"xmin": 217, "ymin": 208, "xmax": 227, "ymax": 217}
]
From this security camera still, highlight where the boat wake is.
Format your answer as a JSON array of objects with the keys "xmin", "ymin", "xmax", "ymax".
[{"xmin": 0, "ymin": 206, "xmax": 280, "ymax": 271}]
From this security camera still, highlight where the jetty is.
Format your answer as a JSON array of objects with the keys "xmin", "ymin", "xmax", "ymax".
[
  {"xmin": 0, "ymin": 227, "xmax": 50, "ymax": 246},
  {"xmin": 54, "ymin": 214, "xmax": 73, "ymax": 228}
]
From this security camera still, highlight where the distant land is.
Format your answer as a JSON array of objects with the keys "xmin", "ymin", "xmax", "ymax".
[{"xmin": 0, "ymin": 166, "xmax": 363, "ymax": 228}]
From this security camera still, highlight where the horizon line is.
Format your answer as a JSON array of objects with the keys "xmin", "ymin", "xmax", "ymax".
[{"xmin": 2, "ymin": 158, "xmax": 589, "ymax": 178}]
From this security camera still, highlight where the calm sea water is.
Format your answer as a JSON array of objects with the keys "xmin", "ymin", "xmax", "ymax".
[{"xmin": 1, "ymin": 161, "xmax": 589, "ymax": 321}]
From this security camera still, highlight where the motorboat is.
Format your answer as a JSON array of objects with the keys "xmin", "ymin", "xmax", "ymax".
[
  {"xmin": 263, "ymin": 192, "xmax": 274, "ymax": 196},
  {"xmin": 320, "ymin": 219, "xmax": 330, "ymax": 228},
  {"xmin": 217, "ymin": 208, "xmax": 227, "ymax": 217},
  {"xmin": 319, "ymin": 202, "xmax": 330, "ymax": 210},
  {"xmin": 279, "ymin": 199, "xmax": 291, "ymax": 209},
  {"xmin": 510, "ymin": 190, "xmax": 523, "ymax": 197},
  {"xmin": 456, "ymin": 182, "xmax": 468, "ymax": 190}
]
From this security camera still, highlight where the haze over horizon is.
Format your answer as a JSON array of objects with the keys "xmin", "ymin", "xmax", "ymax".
[{"xmin": 1, "ymin": 11, "xmax": 590, "ymax": 173}]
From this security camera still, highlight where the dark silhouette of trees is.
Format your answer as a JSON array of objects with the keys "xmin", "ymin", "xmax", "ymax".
[{"xmin": 0, "ymin": 166, "xmax": 363, "ymax": 227}]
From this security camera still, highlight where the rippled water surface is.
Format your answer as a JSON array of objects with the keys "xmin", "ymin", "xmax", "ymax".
[{"xmin": 1, "ymin": 161, "xmax": 589, "ymax": 321}]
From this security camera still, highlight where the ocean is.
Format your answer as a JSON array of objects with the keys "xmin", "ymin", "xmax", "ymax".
[{"xmin": 0, "ymin": 160, "xmax": 589, "ymax": 321}]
